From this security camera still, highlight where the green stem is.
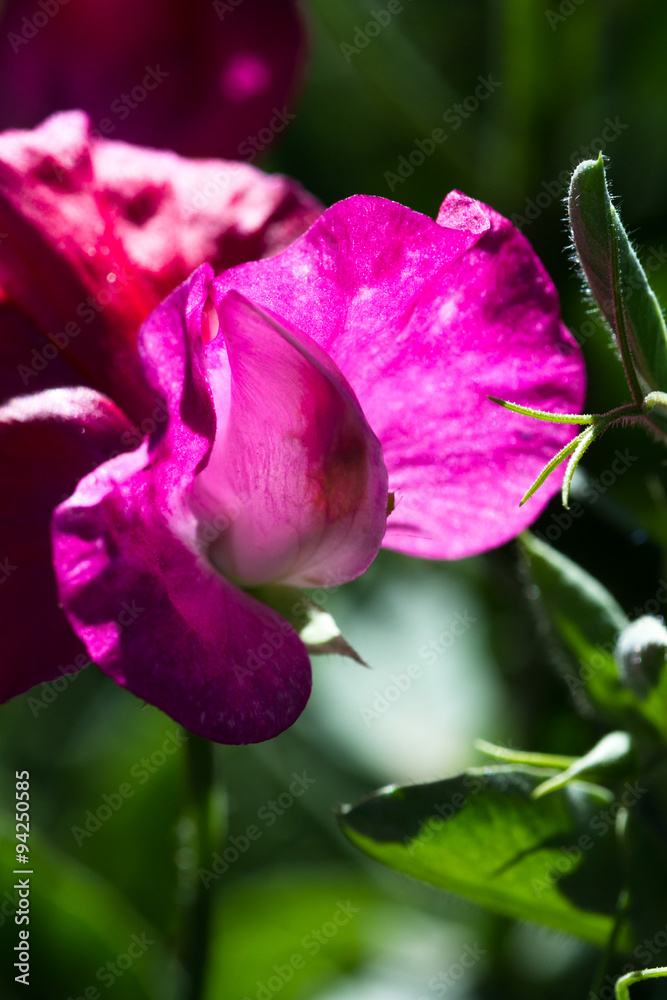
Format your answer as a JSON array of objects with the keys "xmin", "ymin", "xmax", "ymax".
[
  {"xmin": 615, "ymin": 967, "xmax": 667, "ymax": 999},
  {"xmin": 603, "ymin": 402, "xmax": 645, "ymax": 423},
  {"xmin": 179, "ymin": 732, "xmax": 222, "ymax": 1000},
  {"xmin": 588, "ymin": 889, "xmax": 629, "ymax": 999},
  {"xmin": 559, "ymin": 407, "xmax": 638, "ymax": 509}
]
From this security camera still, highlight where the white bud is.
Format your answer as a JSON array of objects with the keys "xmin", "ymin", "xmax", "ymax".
[{"xmin": 615, "ymin": 615, "xmax": 667, "ymax": 698}]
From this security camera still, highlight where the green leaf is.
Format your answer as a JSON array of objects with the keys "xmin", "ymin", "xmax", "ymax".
[
  {"xmin": 520, "ymin": 533, "xmax": 667, "ymax": 742},
  {"xmin": 519, "ymin": 533, "xmax": 638, "ymax": 723},
  {"xmin": 569, "ymin": 154, "xmax": 667, "ymax": 395},
  {"xmin": 338, "ymin": 766, "xmax": 629, "ymax": 947}
]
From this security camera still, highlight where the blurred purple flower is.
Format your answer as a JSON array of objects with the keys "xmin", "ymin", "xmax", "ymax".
[{"xmin": 0, "ymin": 0, "xmax": 305, "ymax": 159}]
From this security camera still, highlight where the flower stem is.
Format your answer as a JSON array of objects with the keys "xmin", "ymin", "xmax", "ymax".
[
  {"xmin": 588, "ymin": 889, "xmax": 629, "ymax": 1000},
  {"xmin": 179, "ymin": 732, "xmax": 222, "ymax": 1000}
]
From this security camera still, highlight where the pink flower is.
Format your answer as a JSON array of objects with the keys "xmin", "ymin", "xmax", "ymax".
[
  {"xmin": 43, "ymin": 191, "xmax": 583, "ymax": 743},
  {"xmin": 0, "ymin": 0, "xmax": 304, "ymax": 160},
  {"xmin": 0, "ymin": 111, "xmax": 321, "ymax": 704}
]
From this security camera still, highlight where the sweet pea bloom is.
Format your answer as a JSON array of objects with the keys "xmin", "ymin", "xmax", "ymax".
[
  {"xmin": 40, "ymin": 193, "xmax": 584, "ymax": 744},
  {"xmin": 0, "ymin": 111, "xmax": 321, "ymax": 704},
  {"xmin": 0, "ymin": 117, "xmax": 585, "ymax": 744},
  {"xmin": 0, "ymin": 0, "xmax": 304, "ymax": 160}
]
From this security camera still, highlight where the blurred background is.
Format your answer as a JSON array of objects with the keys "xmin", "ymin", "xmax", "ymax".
[{"xmin": 3, "ymin": 0, "xmax": 667, "ymax": 997}]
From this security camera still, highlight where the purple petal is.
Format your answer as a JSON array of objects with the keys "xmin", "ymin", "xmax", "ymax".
[
  {"xmin": 198, "ymin": 290, "xmax": 388, "ymax": 587},
  {"xmin": 0, "ymin": 387, "xmax": 134, "ymax": 701},
  {"xmin": 138, "ymin": 264, "xmax": 216, "ymax": 487},
  {"xmin": 52, "ymin": 270, "xmax": 312, "ymax": 743},
  {"xmin": 212, "ymin": 193, "xmax": 585, "ymax": 559},
  {"xmin": 52, "ymin": 451, "xmax": 312, "ymax": 744}
]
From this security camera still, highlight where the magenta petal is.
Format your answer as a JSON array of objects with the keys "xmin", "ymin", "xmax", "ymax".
[
  {"xmin": 211, "ymin": 193, "xmax": 585, "ymax": 559},
  {"xmin": 52, "ymin": 449, "xmax": 312, "ymax": 745},
  {"xmin": 138, "ymin": 264, "xmax": 216, "ymax": 488},
  {"xmin": 51, "ymin": 269, "xmax": 312, "ymax": 742},
  {"xmin": 0, "ymin": 387, "xmax": 134, "ymax": 701},
  {"xmin": 199, "ymin": 291, "xmax": 388, "ymax": 588}
]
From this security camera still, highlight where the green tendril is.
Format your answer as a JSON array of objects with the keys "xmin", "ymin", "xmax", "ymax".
[
  {"xmin": 519, "ymin": 432, "xmax": 587, "ymax": 507},
  {"xmin": 615, "ymin": 967, "xmax": 667, "ymax": 1000},
  {"xmin": 487, "ymin": 397, "xmax": 595, "ymax": 424},
  {"xmin": 489, "ymin": 398, "xmax": 643, "ymax": 507},
  {"xmin": 561, "ymin": 424, "xmax": 598, "ymax": 508}
]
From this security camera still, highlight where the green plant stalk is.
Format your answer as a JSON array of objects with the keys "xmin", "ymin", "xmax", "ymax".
[
  {"xmin": 180, "ymin": 733, "xmax": 221, "ymax": 1000},
  {"xmin": 588, "ymin": 889, "xmax": 630, "ymax": 999}
]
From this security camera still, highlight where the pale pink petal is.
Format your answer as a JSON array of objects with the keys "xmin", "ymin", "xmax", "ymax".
[{"xmin": 198, "ymin": 290, "xmax": 388, "ymax": 588}]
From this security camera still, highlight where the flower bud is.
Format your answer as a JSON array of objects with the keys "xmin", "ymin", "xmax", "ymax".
[{"xmin": 614, "ymin": 615, "xmax": 667, "ymax": 698}]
